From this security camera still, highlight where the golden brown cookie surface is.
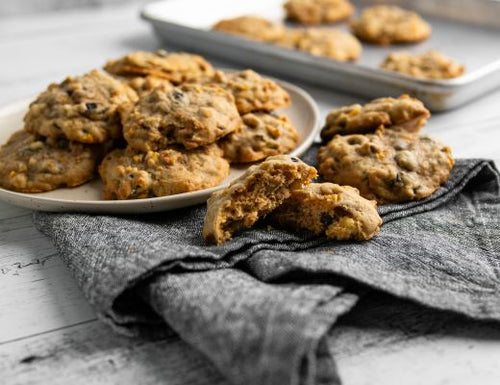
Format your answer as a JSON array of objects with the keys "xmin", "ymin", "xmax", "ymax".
[
  {"xmin": 281, "ymin": 28, "xmax": 362, "ymax": 61},
  {"xmin": 126, "ymin": 75, "xmax": 174, "ymax": 96},
  {"xmin": 317, "ymin": 129, "xmax": 454, "ymax": 204},
  {"xmin": 0, "ymin": 130, "xmax": 101, "ymax": 193},
  {"xmin": 99, "ymin": 144, "xmax": 229, "ymax": 200},
  {"xmin": 24, "ymin": 70, "xmax": 137, "ymax": 144},
  {"xmin": 321, "ymin": 95, "xmax": 430, "ymax": 142},
  {"xmin": 380, "ymin": 50, "xmax": 465, "ymax": 80},
  {"xmin": 212, "ymin": 16, "xmax": 285, "ymax": 42},
  {"xmin": 284, "ymin": 0, "xmax": 354, "ymax": 25},
  {"xmin": 219, "ymin": 113, "xmax": 301, "ymax": 163},
  {"xmin": 199, "ymin": 70, "xmax": 291, "ymax": 114},
  {"xmin": 270, "ymin": 182, "xmax": 382, "ymax": 240},
  {"xmin": 351, "ymin": 5, "xmax": 431, "ymax": 45},
  {"xmin": 203, "ymin": 155, "xmax": 317, "ymax": 245},
  {"xmin": 104, "ymin": 50, "xmax": 214, "ymax": 84},
  {"xmin": 123, "ymin": 84, "xmax": 241, "ymax": 151}
]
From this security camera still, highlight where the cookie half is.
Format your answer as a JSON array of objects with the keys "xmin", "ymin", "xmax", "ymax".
[
  {"xmin": 320, "ymin": 95, "xmax": 430, "ymax": 143},
  {"xmin": 351, "ymin": 5, "xmax": 431, "ymax": 45},
  {"xmin": 123, "ymin": 84, "xmax": 241, "ymax": 151},
  {"xmin": 269, "ymin": 182, "xmax": 382, "ymax": 240},
  {"xmin": 104, "ymin": 50, "xmax": 214, "ymax": 84},
  {"xmin": 203, "ymin": 155, "xmax": 317, "ymax": 245},
  {"xmin": 24, "ymin": 70, "xmax": 137, "ymax": 144},
  {"xmin": 0, "ymin": 130, "xmax": 101, "ymax": 193},
  {"xmin": 284, "ymin": 0, "xmax": 355, "ymax": 25},
  {"xmin": 317, "ymin": 129, "xmax": 454, "ymax": 204},
  {"xmin": 99, "ymin": 144, "xmax": 229, "ymax": 200},
  {"xmin": 219, "ymin": 113, "xmax": 301, "ymax": 163}
]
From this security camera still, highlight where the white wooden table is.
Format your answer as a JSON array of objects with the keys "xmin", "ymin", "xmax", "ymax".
[{"xmin": 1, "ymin": 4, "xmax": 500, "ymax": 384}]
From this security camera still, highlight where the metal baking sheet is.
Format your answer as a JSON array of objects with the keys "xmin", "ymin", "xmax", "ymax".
[{"xmin": 141, "ymin": 0, "xmax": 500, "ymax": 111}]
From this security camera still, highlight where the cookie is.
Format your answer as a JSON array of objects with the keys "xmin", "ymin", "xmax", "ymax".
[
  {"xmin": 99, "ymin": 144, "xmax": 229, "ymax": 200},
  {"xmin": 321, "ymin": 95, "xmax": 430, "ymax": 143},
  {"xmin": 284, "ymin": 0, "xmax": 354, "ymax": 25},
  {"xmin": 0, "ymin": 130, "xmax": 101, "ymax": 193},
  {"xmin": 380, "ymin": 50, "xmax": 465, "ymax": 80},
  {"xmin": 24, "ymin": 70, "xmax": 137, "ymax": 144},
  {"xmin": 200, "ymin": 70, "xmax": 291, "ymax": 114},
  {"xmin": 317, "ymin": 128, "xmax": 454, "ymax": 204},
  {"xmin": 291, "ymin": 28, "xmax": 362, "ymax": 61},
  {"xmin": 123, "ymin": 84, "xmax": 241, "ymax": 151},
  {"xmin": 203, "ymin": 155, "xmax": 317, "ymax": 245},
  {"xmin": 104, "ymin": 50, "xmax": 214, "ymax": 84},
  {"xmin": 219, "ymin": 113, "xmax": 301, "ymax": 163},
  {"xmin": 212, "ymin": 16, "xmax": 285, "ymax": 42},
  {"xmin": 351, "ymin": 5, "xmax": 431, "ymax": 45},
  {"xmin": 269, "ymin": 183, "xmax": 382, "ymax": 240},
  {"xmin": 126, "ymin": 75, "xmax": 174, "ymax": 95}
]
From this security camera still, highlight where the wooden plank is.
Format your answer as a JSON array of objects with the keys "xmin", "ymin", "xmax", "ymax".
[
  {"xmin": 0, "ymin": 320, "xmax": 228, "ymax": 385},
  {"xmin": 0, "ymin": 202, "xmax": 95, "ymax": 344}
]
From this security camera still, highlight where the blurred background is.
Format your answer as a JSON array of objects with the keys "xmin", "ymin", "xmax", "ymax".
[{"xmin": 0, "ymin": 0, "xmax": 148, "ymax": 17}]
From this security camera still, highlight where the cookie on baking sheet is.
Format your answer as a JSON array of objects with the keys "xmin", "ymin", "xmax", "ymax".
[
  {"xmin": 219, "ymin": 113, "xmax": 301, "ymax": 163},
  {"xmin": 284, "ymin": 0, "xmax": 354, "ymax": 25},
  {"xmin": 320, "ymin": 95, "xmax": 430, "ymax": 143},
  {"xmin": 201, "ymin": 70, "xmax": 291, "ymax": 114},
  {"xmin": 380, "ymin": 50, "xmax": 465, "ymax": 80},
  {"xmin": 24, "ymin": 70, "xmax": 137, "ymax": 144},
  {"xmin": 293, "ymin": 28, "xmax": 362, "ymax": 61},
  {"xmin": 126, "ymin": 75, "xmax": 174, "ymax": 96},
  {"xmin": 350, "ymin": 5, "xmax": 431, "ymax": 45},
  {"xmin": 0, "ymin": 130, "xmax": 101, "ymax": 193},
  {"xmin": 203, "ymin": 155, "xmax": 317, "ymax": 245},
  {"xmin": 317, "ymin": 128, "xmax": 454, "ymax": 204},
  {"xmin": 212, "ymin": 16, "xmax": 285, "ymax": 42},
  {"xmin": 123, "ymin": 84, "xmax": 241, "ymax": 151},
  {"xmin": 99, "ymin": 144, "xmax": 229, "ymax": 200},
  {"xmin": 104, "ymin": 50, "xmax": 214, "ymax": 84},
  {"xmin": 269, "ymin": 182, "xmax": 382, "ymax": 241}
]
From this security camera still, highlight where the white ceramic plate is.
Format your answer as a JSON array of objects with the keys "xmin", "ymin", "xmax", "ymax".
[{"xmin": 0, "ymin": 80, "xmax": 320, "ymax": 214}]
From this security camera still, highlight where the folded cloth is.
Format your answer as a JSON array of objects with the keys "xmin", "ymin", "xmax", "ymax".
[{"xmin": 33, "ymin": 146, "xmax": 500, "ymax": 385}]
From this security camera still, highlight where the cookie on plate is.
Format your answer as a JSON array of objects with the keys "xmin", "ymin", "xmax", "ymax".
[
  {"xmin": 380, "ymin": 50, "xmax": 465, "ymax": 80},
  {"xmin": 99, "ymin": 144, "xmax": 229, "ymax": 200},
  {"xmin": 219, "ymin": 113, "xmax": 301, "ymax": 163},
  {"xmin": 24, "ymin": 70, "xmax": 138, "ymax": 144},
  {"xmin": 269, "ymin": 182, "xmax": 382, "ymax": 240},
  {"xmin": 293, "ymin": 28, "xmax": 362, "ymax": 61},
  {"xmin": 104, "ymin": 50, "xmax": 214, "ymax": 84},
  {"xmin": 212, "ymin": 16, "xmax": 285, "ymax": 42},
  {"xmin": 284, "ymin": 0, "xmax": 354, "ymax": 25},
  {"xmin": 201, "ymin": 70, "xmax": 291, "ymax": 114},
  {"xmin": 123, "ymin": 84, "xmax": 241, "ymax": 151},
  {"xmin": 350, "ymin": 5, "xmax": 431, "ymax": 45},
  {"xmin": 203, "ymin": 155, "xmax": 317, "ymax": 245},
  {"xmin": 0, "ymin": 130, "xmax": 102, "ymax": 193},
  {"xmin": 320, "ymin": 95, "xmax": 430, "ymax": 142},
  {"xmin": 126, "ymin": 75, "xmax": 174, "ymax": 95},
  {"xmin": 317, "ymin": 128, "xmax": 454, "ymax": 204}
]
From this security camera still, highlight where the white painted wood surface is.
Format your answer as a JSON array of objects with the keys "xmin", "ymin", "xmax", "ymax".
[{"xmin": 1, "ymin": 3, "xmax": 500, "ymax": 384}]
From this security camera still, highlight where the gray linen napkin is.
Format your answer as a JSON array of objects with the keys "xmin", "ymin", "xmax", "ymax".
[{"xmin": 32, "ymin": 146, "xmax": 500, "ymax": 385}]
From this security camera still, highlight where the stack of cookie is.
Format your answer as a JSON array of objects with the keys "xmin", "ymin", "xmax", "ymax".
[
  {"xmin": 211, "ymin": 1, "xmax": 465, "ymax": 80},
  {"xmin": 0, "ymin": 50, "xmax": 302, "ymax": 200},
  {"xmin": 317, "ymin": 95, "xmax": 455, "ymax": 204}
]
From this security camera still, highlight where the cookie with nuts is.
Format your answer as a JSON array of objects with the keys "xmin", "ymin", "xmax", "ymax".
[
  {"xmin": 317, "ymin": 128, "xmax": 454, "ymax": 204},
  {"xmin": 0, "ymin": 130, "xmax": 102, "ymax": 193},
  {"xmin": 123, "ymin": 84, "xmax": 241, "ymax": 151}
]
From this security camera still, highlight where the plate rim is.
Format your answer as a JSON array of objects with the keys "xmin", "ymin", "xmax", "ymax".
[{"xmin": 0, "ymin": 78, "xmax": 320, "ymax": 213}]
